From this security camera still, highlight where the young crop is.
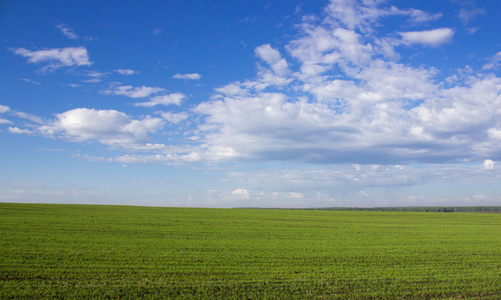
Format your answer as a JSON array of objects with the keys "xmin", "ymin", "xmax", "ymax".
[{"xmin": 1, "ymin": 203, "xmax": 501, "ymax": 299}]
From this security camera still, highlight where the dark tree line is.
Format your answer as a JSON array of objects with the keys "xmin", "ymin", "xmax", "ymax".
[{"xmin": 310, "ymin": 206, "xmax": 501, "ymax": 212}]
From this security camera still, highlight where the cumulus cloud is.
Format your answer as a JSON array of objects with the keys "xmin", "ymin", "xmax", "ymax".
[
  {"xmin": 186, "ymin": 1, "xmax": 501, "ymax": 165},
  {"xmin": 398, "ymin": 28, "xmax": 454, "ymax": 47},
  {"xmin": 255, "ymin": 44, "xmax": 290, "ymax": 76},
  {"xmin": 8, "ymin": 127, "xmax": 32, "ymax": 134},
  {"xmin": 135, "ymin": 93, "xmax": 186, "ymax": 107},
  {"xmin": 172, "ymin": 73, "xmax": 202, "ymax": 80},
  {"xmin": 483, "ymin": 159, "xmax": 496, "ymax": 170},
  {"xmin": 231, "ymin": 188, "xmax": 250, "ymax": 200},
  {"xmin": 39, "ymin": 108, "xmax": 165, "ymax": 148},
  {"xmin": 11, "ymin": 47, "xmax": 92, "ymax": 71},
  {"xmin": 8, "ymin": 0, "xmax": 501, "ymax": 170}
]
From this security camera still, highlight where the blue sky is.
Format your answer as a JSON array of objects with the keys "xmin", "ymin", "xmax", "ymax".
[{"xmin": 2, "ymin": 0, "xmax": 501, "ymax": 208}]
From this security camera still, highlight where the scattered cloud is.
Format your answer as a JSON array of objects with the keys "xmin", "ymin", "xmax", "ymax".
[
  {"xmin": 82, "ymin": 71, "xmax": 109, "ymax": 83},
  {"xmin": 55, "ymin": 24, "xmax": 78, "ymax": 39},
  {"xmin": 398, "ymin": 28, "xmax": 454, "ymax": 47},
  {"xmin": 255, "ymin": 44, "xmax": 290, "ymax": 76},
  {"xmin": 483, "ymin": 52, "xmax": 501, "ymax": 70},
  {"xmin": 39, "ymin": 108, "xmax": 165, "ymax": 149},
  {"xmin": 5, "ymin": 0, "xmax": 501, "ymax": 170},
  {"xmin": 0, "ymin": 105, "xmax": 10, "ymax": 113},
  {"xmin": 459, "ymin": 7, "xmax": 485, "ymax": 25},
  {"xmin": 0, "ymin": 119, "xmax": 13, "ymax": 125},
  {"xmin": 8, "ymin": 127, "xmax": 32, "ymax": 134},
  {"xmin": 158, "ymin": 111, "xmax": 189, "ymax": 124},
  {"xmin": 134, "ymin": 93, "xmax": 186, "ymax": 107},
  {"xmin": 483, "ymin": 159, "xmax": 496, "ymax": 170},
  {"xmin": 231, "ymin": 188, "xmax": 250, "ymax": 200},
  {"xmin": 103, "ymin": 85, "xmax": 166, "ymax": 98},
  {"xmin": 405, "ymin": 8, "xmax": 442, "ymax": 23},
  {"xmin": 11, "ymin": 47, "xmax": 92, "ymax": 71},
  {"xmin": 172, "ymin": 73, "xmax": 202, "ymax": 80},
  {"xmin": 13, "ymin": 111, "xmax": 43, "ymax": 124},
  {"xmin": 115, "ymin": 69, "xmax": 138, "ymax": 75},
  {"xmin": 21, "ymin": 78, "xmax": 41, "ymax": 85}
]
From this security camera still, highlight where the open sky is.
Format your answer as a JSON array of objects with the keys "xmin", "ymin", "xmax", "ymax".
[{"xmin": 2, "ymin": 0, "xmax": 501, "ymax": 208}]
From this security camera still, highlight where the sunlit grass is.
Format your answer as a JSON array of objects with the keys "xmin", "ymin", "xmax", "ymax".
[{"xmin": 1, "ymin": 203, "xmax": 501, "ymax": 299}]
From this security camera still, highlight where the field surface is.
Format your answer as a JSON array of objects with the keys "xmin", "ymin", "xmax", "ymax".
[{"xmin": 1, "ymin": 203, "xmax": 501, "ymax": 299}]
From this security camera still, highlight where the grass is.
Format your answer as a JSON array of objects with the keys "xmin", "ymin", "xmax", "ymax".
[{"xmin": 1, "ymin": 203, "xmax": 501, "ymax": 299}]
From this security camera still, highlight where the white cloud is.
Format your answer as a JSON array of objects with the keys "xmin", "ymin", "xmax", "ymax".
[
  {"xmin": 214, "ymin": 83, "xmax": 249, "ymax": 97},
  {"xmin": 39, "ymin": 108, "xmax": 165, "ymax": 148},
  {"xmin": 172, "ymin": 73, "xmax": 202, "ymax": 80},
  {"xmin": 158, "ymin": 111, "xmax": 189, "ymax": 124},
  {"xmin": 398, "ymin": 28, "xmax": 454, "ymax": 47},
  {"xmin": 8, "ymin": 127, "xmax": 32, "ymax": 134},
  {"xmin": 289, "ymin": 192, "xmax": 304, "ymax": 199},
  {"xmin": 55, "ymin": 24, "xmax": 78, "ymax": 39},
  {"xmin": 135, "ymin": 93, "xmax": 186, "ymax": 107},
  {"xmin": 9, "ymin": 0, "xmax": 501, "ymax": 171},
  {"xmin": 0, "ymin": 105, "xmax": 9, "ymax": 113},
  {"xmin": 11, "ymin": 47, "xmax": 92, "ymax": 70},
  {"xmin": 0, "ymin": 119, "xmax": 12, "ymax": 125},
  {"xmin": 255, "ymin": 44, "xmax": 290, "ymax": 75},
  {"xmin": 104, "ymin": 85, "xmax": 166, "ymax": 98},
  {"xmin": 13, "ymin": 111, "xmax": 43, "ymax": 124},
  {"xmin": 483, "ymin": 52, "xmax": 501, "ymax": 70},
  {"xmin": 405, "ymin": 8, "xmax": 442, "ymax": 23},
  {"xmin": 483, "ymin": 159, "xmax": 496, "ymax": 171},
  {"xmin": 185, "ymin": 1, "xmax": 501, "ymax": 166},
  {"xmin": 115, "ymin": 69, "xmax": 138, "ymax": 75},
  {"xmin": 231, "ymin": 188, "xmax": 250, "ymax": 200}
]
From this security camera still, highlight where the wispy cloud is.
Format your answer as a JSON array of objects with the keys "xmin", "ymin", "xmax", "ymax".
[
  {"xmin": 172, "ymin": 73, "xmax": 202, "ymax": 80},
  {"xmin": 459, "ymin": 7, "xmax": 485, "ymax": 25},
  {"xmin": 103, "ymin": 85, "xmax": 166, "ymax": 98},
  {"xmin": 55, "ymin": 24, "xmax": 78, "ymax": 39},
  {"xmin": 483, "ymin": 52, "xmax": 501, "ymax": 70},
  {"xmin": 134, "ymin": 93, "xmax": 186, "ymax": 107},
  {"xmin": 152, "ymin": 28, "xmax": 163, "ymax": 35},
  {"xmin": 21, "ymin": 78, "xmax": 41, "ymax": 85},
  {"xmin": 398, "ymin": 28, "xmax": 454, "ymax": 47},
  {"xmin": 115, "ymin": 69, "xmax": 138, "ymax": 75},
  {"xmin": 11, "ymin": 47, "xmax": 92, "ymax": 71}
]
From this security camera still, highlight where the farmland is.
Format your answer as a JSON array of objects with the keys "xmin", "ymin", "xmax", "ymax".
[{"xmin": 1, "ymin": 203, "xmax": 501, "ymax": 299}]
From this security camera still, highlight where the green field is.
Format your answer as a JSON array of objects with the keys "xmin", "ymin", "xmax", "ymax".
[{"xmin": 1, "ymin": 203, "xmax": 501, "ymax": 299}]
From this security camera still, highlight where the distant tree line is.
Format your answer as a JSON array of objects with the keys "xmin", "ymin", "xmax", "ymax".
[{"xmin": 308, "ymin": 206, "xmax": 501, "ymax": 213}]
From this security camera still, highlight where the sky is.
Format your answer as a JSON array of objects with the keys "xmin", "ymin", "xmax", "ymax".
[{"xmin": 1, "ymin": 0, "xmax": 501, "ymax": 208}]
